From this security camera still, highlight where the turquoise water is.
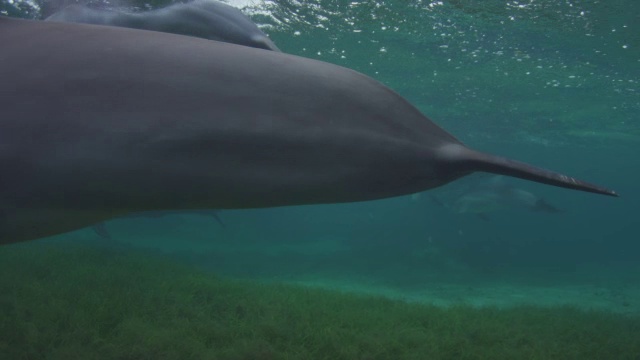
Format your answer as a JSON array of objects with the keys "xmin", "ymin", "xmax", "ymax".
[{"xmin": 1, "ymin": 0, "xmax": 639, "ymax": 357}]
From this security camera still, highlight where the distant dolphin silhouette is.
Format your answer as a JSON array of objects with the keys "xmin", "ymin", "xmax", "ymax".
[
  {"xmin": 0, "ymin": 17, "xmax": 616, "ymax": 244},
  {"xmin": 430, "ymin": 176, "xmax": 562, "ymax": 219},
  {"xmin": 92, "ymin": 210, "xmax": 225, "ymax": 240},
  {"xmin": 45, "ymin": 0, "xmax": 280, "ymax": 51}
]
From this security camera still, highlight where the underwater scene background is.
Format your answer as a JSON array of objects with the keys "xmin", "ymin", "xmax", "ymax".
[{"xmin": 1, "ymin": 0, "xmax": 639, "ymax": 358}]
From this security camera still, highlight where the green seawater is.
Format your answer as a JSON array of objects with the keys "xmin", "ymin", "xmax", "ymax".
[{"xmin": 1, "ymin": 1, "xmax": 639, "ymax": 358}]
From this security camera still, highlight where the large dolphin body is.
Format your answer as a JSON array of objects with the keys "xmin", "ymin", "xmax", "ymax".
[
  {"xmin": 45, "ymin": 0, "xmax": 280, "ymax": 51},
  {"xmin": 0, "ymin": 17, "xmax": 616, "ymax": 244}
]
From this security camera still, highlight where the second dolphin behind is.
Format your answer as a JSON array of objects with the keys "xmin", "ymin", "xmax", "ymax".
[{"xmin": 45, "ymin": 0, "xmax": 280, "ymax": 51}]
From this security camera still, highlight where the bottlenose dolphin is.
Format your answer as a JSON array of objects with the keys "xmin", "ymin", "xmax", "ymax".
[
  {"xmin": 0, "ymin": 17, "xmax": 616, "ymax": 244},
  {"xmin": 92, "ymin": 210, "xmax": 225, "ymax": 240},
  {"xmin": 45, "ymin": 0, "xmax": 280, "ymax": 51},
  {"xmin": 429, "ymin": 176, "xmax": 561, "ymax": 219}
]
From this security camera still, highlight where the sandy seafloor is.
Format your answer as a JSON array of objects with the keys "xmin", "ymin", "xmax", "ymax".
[
  {"xmin": 287, "ymin": 276, "xmax": 640, "ymax": 316},
  {"xmin": 64, "ymin": 225, "xmax": 640, "ymax": 318}
]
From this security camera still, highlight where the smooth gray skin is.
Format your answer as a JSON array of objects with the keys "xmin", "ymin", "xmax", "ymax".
[
  {"xmin": 92, "ymin": 210, "xmax": 224, "ymax": 240},
  {"xmin": 45, "ymin": 0, "xmax": 280, "ymax": 52},
  {"xmin": 0, "ymin": 17, "xmax": 616, "ymax": 244},
  {"xmin": 431, "ymin": 176, "xmax": 561, "ymax": 216}
]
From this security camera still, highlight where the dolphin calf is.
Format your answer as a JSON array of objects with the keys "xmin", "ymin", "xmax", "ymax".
[
  {"xmin": 45, "ymin": 0, "xmax": 280, "ymax": 52},
  {"xmin": 0, "ymin": 17, "xmax": 616, "ymax": 244},
  {"xmin": 92, "ymin": 210, "xmax": 225, "ymax": 240}
]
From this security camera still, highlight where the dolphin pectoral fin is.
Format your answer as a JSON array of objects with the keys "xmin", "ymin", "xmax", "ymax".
[
  {"xmin": 428, "ymin": 195, "xmax": 447, "ymax": 208},
  {"xmin": 439, "ymin": 144, "xmax": 618, "ymax": 197},
  {"xmin": 209, "ymin": 211, "xmax": 226, "ymax": 228},
  {"xmin": 92, "ymin": 222, "xmax": 112, "ymax": 240},
  {"xmin": 0, "ymin": 208, "xmax": 120, "ymax": 245},
  {"xmin": 533, "ymin": 198, "xmax": 563, "ymax": 213}
]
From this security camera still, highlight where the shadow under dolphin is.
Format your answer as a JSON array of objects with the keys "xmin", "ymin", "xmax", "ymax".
[{"xmin": 0, "ymin": 17, "xmax": 616, "ymax": 244}]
